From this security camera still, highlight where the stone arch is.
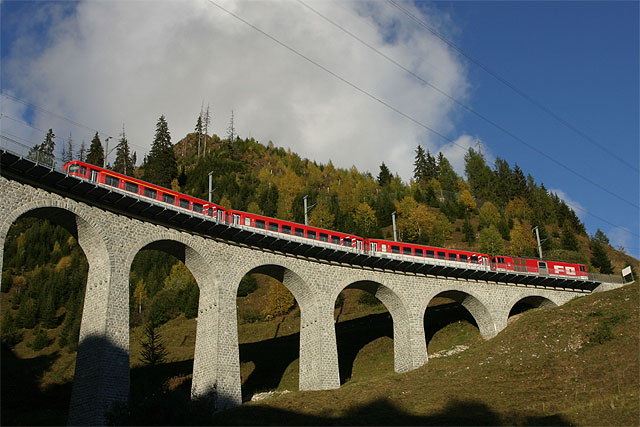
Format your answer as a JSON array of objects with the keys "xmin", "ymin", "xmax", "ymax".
[
  {"xmin": 0, "ymin": 198, "xmax": 125, "ymax": 425},
  {"xmin": 123, "ymin": 233, "xmax": 219, "ymax": 402},
  {"xmin": 332, "ymin": 280, "xmax": 413, "ymax": 378},
  {"xmin": 424, "ymin": 289, "xmax": 496, "ymax": 342},
  {"xmin": 231, "ymin": 260, "xmax": 321, "ymax": 396},
  {"xmin": 506, "ymin": 294, "xmax": 558, "ymax": 323}
]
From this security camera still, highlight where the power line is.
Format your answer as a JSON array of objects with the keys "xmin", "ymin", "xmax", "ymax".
[
  {"xmin": 386, "ymin": 0, "xmax": 639, "ymax": 174},
  {"xmin": 0, "ymin": 92, "xmax": 148, "ymax": 155},
  {"xmin": 206, "ymin": 0, "xmax": 638, "ymax": 212}
]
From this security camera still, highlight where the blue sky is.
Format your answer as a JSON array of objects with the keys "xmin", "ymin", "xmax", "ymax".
[{"xmin": 1, "ymin": 1, "xmax": 638, "ymax": 259}]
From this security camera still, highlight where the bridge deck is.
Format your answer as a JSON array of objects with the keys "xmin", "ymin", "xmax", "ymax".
[{"xmin": 0, "ymin": 149, "xmax": 608, "ymax": 292}]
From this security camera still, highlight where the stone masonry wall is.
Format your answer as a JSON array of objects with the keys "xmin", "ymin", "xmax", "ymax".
[{"xmin": 0, "ymin": 176, "xmax": 597, "ymax": 424}]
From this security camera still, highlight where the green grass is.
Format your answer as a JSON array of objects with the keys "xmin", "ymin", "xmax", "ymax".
[{"xmin": 3, "ymin": 283, "xmax": 638, "ymax": 425}]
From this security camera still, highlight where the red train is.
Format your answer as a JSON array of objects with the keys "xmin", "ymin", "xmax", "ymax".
[{"xmin": 63, "ymin": 160, "xmax": 588, "ymax": 279}]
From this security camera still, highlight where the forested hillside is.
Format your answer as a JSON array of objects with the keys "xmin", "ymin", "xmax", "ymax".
[{"xmin": 1, "ymin": 118, "xmax": 637, "ymax": 425}]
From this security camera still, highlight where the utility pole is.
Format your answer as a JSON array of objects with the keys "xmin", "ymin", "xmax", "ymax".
[
  {"xmin": 304, "ymin": 195, "xmax": 308, "ymax": 225},
  {"xmin": 392, "ymin": 211, "xmax": 397, "ymax": 241},
  {"xmin": 208, "ymin": 171, "xmax": 214, "ymax": 203},
  {"xmin": 532, "ymin": 226, "xmax": 543, "ymax": 258},
  {"xmin": 103, "ymin": 136, "xmax": 112, "ymax": 169}
]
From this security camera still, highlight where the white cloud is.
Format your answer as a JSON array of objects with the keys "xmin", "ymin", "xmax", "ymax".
[
  {"xmin": 548, "ymin": 188, "xmax": 586, "ymax": 219},
  {"xmin": 607, "ymin": 227, "xmax": 633, "ymax": 252},
  {"xmin": 1, "ymin": 1, "xmax": 470, "ymax": 181}
]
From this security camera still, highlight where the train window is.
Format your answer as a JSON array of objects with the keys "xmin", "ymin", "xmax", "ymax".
[
  {"xmin": 498, "ymin": 257, "xmax": 505, "ymax": 264},
  {"xmin": 307, "ymin": 230, "xmax": 316, "ymax": 240},
  {"xmin": 295, "ymin": 228, "xmax": 304, "ymax": 237},
  {"xmin": 319, "ymin": 233, "xmax": 328, "ymax": 242},
  {"xmin": 415, "ymin": 248, "xmax": 424, "ymax": 257},
  {"xmin": 427, "ymin": 250, "xmax": 435, "ymax": 258},
  {"xmin": 403, "ymin": 247, "xmax": 412, "ymax": 255},
  {"xmin": 331, "ymin": 236, "xmax": 340, "ymax": 244},
  {"xmin": 256, "ymin": 220, "xmax": 266, "ymax": 229},
  {"xmin": 193, "ymin": 203, "xmax": 203, "ymax": 213},
  {"xmin": 470, "ymin": 256, "xmax": 478, "ymax": 263},
  {"xmin": 105, "ymin": 175, "xmax": 119, "ymax": 187},
  {"xmin": 343, "ymin": 238, "xmax": 352, "ymax": 247},
  {"xmin": 460, "ymin": 254, "xmax": 468, "ymax": 262},
  {"xmin": 538, "ymin": 262, "xmax": 547, "ymax": 268},
  {"xmin": 381, "ymin": 244, "xmax": 387, "ymax": 252},
  {"xmin": 245, "ymin": 217, "xmax": 250, "ymax": 226},
  {"xmin": 391, "ymin": 246, "xmax": 400, "ymax": 254},
  {"xmin": 144, "ymin": 188, "xmax": 157, "ymax": 199},
  {"xmin": 179, "ymin": 199, "xmax": 190, "ymax": 209},
  {"xmin": 208, "ymin": 207, "xmax": 214, "ymax": 216},
  {"xmin": 579, "ymin": 266, "xmax": 585, "ymax": 272},
  {"xmin": 125, "ymin": 182, "xmax": 138, "ymax": 193},
  {"xmin": 282, "ymin": 225, "xmax": 291, "ymax": 234},
  {"xmin": 90, "ymin": 170, "xmax": 99, "ymax": 182},
  {"xmin": 437, "ymin": 252, "xmax": 446, "ymax": 260},
  {"xmin": 80, "ymin": 166, "xmax": 87, "ymax": 175},
  {"xmin": 449, "ymin": 253, "xmax": 457, "ymax": 261},
  {"xmin": 163, "ymin": 194, "xmax": 175, "ymax": 204},
  {"xmin": 69, "ymin": 165, "xmax": 80, "ymax": 173},
  {"xmin": 269, "ymin": 222, "xmax": 279, "ymax": 232}
]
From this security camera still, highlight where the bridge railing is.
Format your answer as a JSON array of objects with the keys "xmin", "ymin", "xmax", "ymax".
[
  {"xmin": 1, "ymin": 134, "xmax": 65, "ymax": 172},
  {"xmin": 588, "ymin": 272, "xmax": 625, "ymax": 284}
]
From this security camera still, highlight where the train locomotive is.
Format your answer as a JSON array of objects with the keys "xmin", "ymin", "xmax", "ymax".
[{"xmin": 63, "ymin": 160, "xmax": 588, "ymax": 279}]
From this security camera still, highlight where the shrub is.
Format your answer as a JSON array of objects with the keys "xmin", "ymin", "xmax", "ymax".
[{"xmin": 358, "ymin": 292, "xmax": 381, "ymax": 306}]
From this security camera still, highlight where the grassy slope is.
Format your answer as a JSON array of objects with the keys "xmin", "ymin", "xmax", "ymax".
[{"xmin": 214, "ymin": 283, "xmax": 639, "ymax": 426}]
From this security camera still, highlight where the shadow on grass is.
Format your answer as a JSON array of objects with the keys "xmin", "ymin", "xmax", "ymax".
[
  {"xmin": 424, "ymin": 301, "xmax": 479, "ymax": 346},
  {"xmin": 213, "ymin": 397, "xmax": 573, "ymax": 426},
  {"xmin": 0, "ymin": 342, "xmax": 73, "ymax": 426}
]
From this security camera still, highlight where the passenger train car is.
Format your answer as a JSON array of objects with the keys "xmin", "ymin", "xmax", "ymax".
[
  {"xmin": 490, "ymin": 255, "xmax": 588, "ymax": 279},
  {"xmin": 64, "ymin": 160, "xmax": 226, "ymax": 221},
  {"xmin": 63, "ymin": 160, "xmax": 588, "ymax": 280},
  {"xmin": 366, "ymin": 238, "xmax": 489, "ymax": 267}
]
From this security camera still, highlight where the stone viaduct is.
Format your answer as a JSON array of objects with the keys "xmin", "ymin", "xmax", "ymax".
[{"xmin": 0, "ymin": 152, "xmax": 621, "ymax": 425}]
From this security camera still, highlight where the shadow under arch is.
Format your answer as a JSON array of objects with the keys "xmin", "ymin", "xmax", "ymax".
[
  {"xmin": 424, "ymin": 289, "xmax": 496, "ymax": 349},
  {"xmin": 508, "ymin": 295, "xmax": 558, "ymax": 320},
  {"xmin": 0, "ymin": 205, "xmax": 123, "ymax": 425},
  {"xmin": 234, "ymin": 263, "xmax": 314, "ymax": 399},
  {"xmin": 124, "ymin": 236, "xmax": 219, "ymax": 406},
  {"xmin": 332, "ymin": 280, "xmax": 411, "ymax": 383}
]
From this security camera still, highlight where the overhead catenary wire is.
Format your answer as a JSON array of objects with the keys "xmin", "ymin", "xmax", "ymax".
[
  {"xmin": 0, "ymin": 92, "xmax": 148, "ymax": 155},
  {"xmin": 386, "ymin": 0, "xmax": 639, "ymax": 174},
  {"xmin": 205, "ymin": 0, "xmax": 638, "ymax": 213}
]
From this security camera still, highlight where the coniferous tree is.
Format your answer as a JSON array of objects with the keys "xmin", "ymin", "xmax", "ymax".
[
  {"xmin": 203, "ymin": 104, "xmax": 211, "ymax": 154},
  {"xmin": 113, "ymin": 126, "xmax": 133, "ymax": 175},
  {"xmin": 139, "ymin": 321, "xmax": 168, "ymax": 366},
  {"xmin": 85, "ymin": 132, "xmax": 104, "ymax": 167},
  {"xmin": 413, "ymin": 145, "xmax": 428, "ymax": 183},
  {"xmin": 227, "ymin": 110, "xmax": 235, "ymax": 144},
  {"xmin": 560, "ymin": 225, "xmax": 580, "ymax": 251},
  {"xmin": 463, "ymin": 216, "xmax": 475, "ymax": 244},
  {"xmin": 79, "ymin": 140, "xmax": 87, "ymax": 162},
  {"xmin": 437, "ymin": 153, "xmax": 458, "ymax": 193},
  {"xmin": 195, "ymin": 112, "xmax": 203, "ymax": 157},
  {"xmin": 590, "ymin": 239, "xmax": 614, "ymax": 274},
  {"xmin": 66, "ymin": 133, "xmax": 74, "ymax": 162},
  {"xmin": 592, "ymin": 229, "xmax": 610, "ymax": 245},
  {"xmin": 377, "ymin": 162, "xmax": 392, "ymax": 186},
  {"xmin": 27, "ymin": 128, "xmax": 56, "ymax": 166},
  {"xmin": 143, "ymin": 115, "xmax": 177, "ymax": 187}
]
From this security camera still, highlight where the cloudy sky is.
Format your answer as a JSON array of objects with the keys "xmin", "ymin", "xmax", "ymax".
[{"xmin": 1, "ymin": 1, "xmax": 638, "ymax": 259}]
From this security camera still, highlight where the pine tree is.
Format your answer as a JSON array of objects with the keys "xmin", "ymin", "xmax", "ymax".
[
  {"xmin": 560, "ymin": 225, "xmax": 579, "ymax": 251},
  {"xmin": 592, "ymin": 229, "xmax": 610, "ymax": 245},
  {"xmin": 139, "ymin": 321, "xmax": 168, "ymax": 366},
  {"xmin": 195, "ymin": 112, "xmax": 203, "ymax": 157},
  {"xmin": 203, "ymin": 104, "xmax": 211, "ymax": 154},
  {"xmin": 437, "ymin": 152, "xmax": 458, "ymax": 193},
  {"xmin": 590, "ymin": 239, "xmax": 614, "ymax": 274},
  {"xmin": 377, "ymin": 162, "xmax": 392, "ymax": 186},
  {"xmin": 79, "ymin": 140, "xmax": 87, "ymax": 162},
  {"xmin": 227, "ymin": 110, "xmax": 235, "ymax": 144},
  {"xmin": 113, "ymin": 126, "xmax": 133, "ymax": 175},
  {"xmin": 143, "ymin": 115, "xmax": 177, "ymax": 187},
  {"xmin": 413, "ymin": 145, "xmax": 428, "ymax": 183},
  {"xmin": 27, "ymin": 129, "xmax": 56, "ymax": 166},
  {"xmin": 66, "ymin": 133, "xmax": 74, "ymax": 162},
  {"xmin": 85, "ymin": 132, "xmax": 104, "ymax": 167}
]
